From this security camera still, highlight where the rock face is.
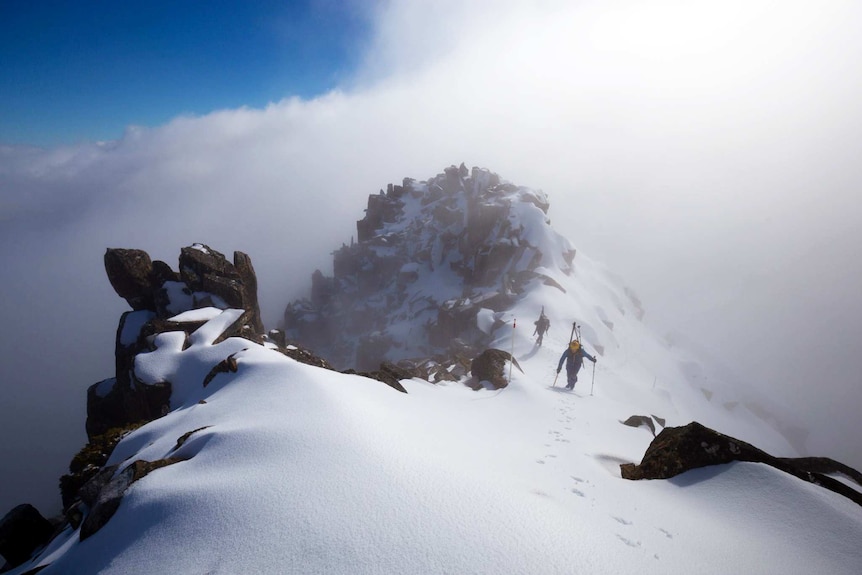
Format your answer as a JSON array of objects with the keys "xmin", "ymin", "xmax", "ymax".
[
  {"xmin": 283, "ymin": 164, "xmax": 577, "ymax": 371},
  {"xmin": 56, "ymin": 244, "xmax": 268, "ymax": 523},
  {"xmin": 104, "ymin": 248, "xmax": 159, "ymax": 310},
  {"xmin": 621, "ymin": 421, "xmax": 862, "ymax": 507},
  {"xmin": 88, "ymin": 244, "xmax": 264, "ymax": 441},
  {"xmin": 0, "ymin": 504, "xmax": 54, "ymax": 569},
  {"xmin": 49, "ymin": 245, "xmax": 295, "ymax": 544}
]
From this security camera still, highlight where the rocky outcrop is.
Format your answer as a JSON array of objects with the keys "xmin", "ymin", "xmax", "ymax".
[
  {"xmin": 53, "ymin": 244, "xmax": 268, "ymax": 527},
  {"xmin": 0, "ymin": 504, "xmax": 54, "ymax": 569},
  {"xmin": 621, "ymin": 421, "xmax": 862, "ymax": 507},
  {"xmin": 88, "ymin": 244, "xmax": 265, "ymax": 442},
  {"xmin": 177, "ymin": 246, "xmax": 264, "ymax": 334},
  {"xmin": 470, "ymin": 349, "xmax": 522, "ymax": 390},
  {"xmin": 283, "ymin": 165, "xmax": 577, "ymax": 371},
  {"xmin": 104, "ymin": 248, "xmax": 158, "ymax": 310}
]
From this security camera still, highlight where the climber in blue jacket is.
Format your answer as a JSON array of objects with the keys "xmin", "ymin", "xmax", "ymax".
[{"xmin": 557, "ymin": 340, "xmax": 596, "ymax": 390}]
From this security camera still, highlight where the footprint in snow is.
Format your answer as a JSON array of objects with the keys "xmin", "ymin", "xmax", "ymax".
[
  {"xmin": 613, "ymin": 516, "xmax": 633, "ymax": 526},
  {"xmin": 570, "ymin": 488, "xmax": 585, "ymax": 497},
  {"xmin": 615, "ymin": 534, "xmax": 641, "ymax": 548},
  {"xmin": 658, "ymin": 528, "xmax": 673, "ymax": 539}
]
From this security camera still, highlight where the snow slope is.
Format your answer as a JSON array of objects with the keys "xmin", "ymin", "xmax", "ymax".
[{"xmin": 14, "ymin": 258, "xmax": 862, "ymax": 573}]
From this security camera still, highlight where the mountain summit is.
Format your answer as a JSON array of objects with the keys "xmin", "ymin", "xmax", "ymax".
[{"xmin": 283, "ymin": 163, "xmax": 620, "ymax": 371}]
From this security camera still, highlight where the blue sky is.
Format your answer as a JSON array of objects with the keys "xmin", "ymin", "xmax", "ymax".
[{"xmin": 0, "ymin": 0, "xmax": 373, "ymax": 146}]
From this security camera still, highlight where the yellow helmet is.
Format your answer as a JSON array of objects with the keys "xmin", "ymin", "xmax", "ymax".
[{"xmin": 569, "ymin": 340, "xmax": 581, "ymax": 352}]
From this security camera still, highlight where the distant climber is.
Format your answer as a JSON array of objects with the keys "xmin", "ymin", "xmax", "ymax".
[
  {"xmin": 556, "ymin": 340, "xmax": 596, "ymax": 390},
  {"xmin": 533, "ymin": 309, "xmax": 550, "ymax": 346}
]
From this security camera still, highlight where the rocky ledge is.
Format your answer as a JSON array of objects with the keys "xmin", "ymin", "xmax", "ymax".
[{"xmin": 622, "ymin": 421, "xmax": 862, "ymax": 507}]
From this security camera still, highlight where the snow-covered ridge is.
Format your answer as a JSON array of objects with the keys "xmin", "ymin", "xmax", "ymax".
[
  {"xmin": 4, "ymin": 166, "xmax": 862, "ymax": 574},
  {"xmin": 9, "ymin": 303, "xmax": 862, "ymax": 574}
]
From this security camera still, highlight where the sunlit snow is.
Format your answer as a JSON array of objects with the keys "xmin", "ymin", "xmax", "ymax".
[{"xmin": 14, "ymin": 247, "xmax": 862, "ymax": 575}]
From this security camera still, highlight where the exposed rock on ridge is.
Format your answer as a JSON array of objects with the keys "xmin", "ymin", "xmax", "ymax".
[
  {"xmin": 622, "ymin": 421, "xmax": 862, "ymax": 506},
  {"xmin": 283, "ymin": 164, "xmax": 577, "ymax": 371},
  {"xmin": 89, "ymin": 244, "xmax": 264, "ymax": 441},
  {"xmin": 52, "ymin": 244, "xmax": 271, "ymax": 537}
]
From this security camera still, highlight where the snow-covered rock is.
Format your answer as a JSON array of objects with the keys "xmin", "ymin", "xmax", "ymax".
[{"xmin": 283, "ymin": 164, "xmax": 578, "ymax": 371}]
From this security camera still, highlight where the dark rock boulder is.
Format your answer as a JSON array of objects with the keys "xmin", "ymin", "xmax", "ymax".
[
  {"xmin": 0, "ymin": 504, "xmax": 53, "ymax": 569},
  {"xmin": 470, "ymin": 349, "xmax": 522, "ymax": 390},
  {"xmin": 176, "ymin": 245, "xmax": 261, "ymax": 327},
  {"xmin": 84, "ymin": 378, "xmax": 124, "ymax": 441},
  {"xmin": 104, "ymin": 248, "xmax": 155, "ymax": 311},
  {"xmin": 84, "ymin": 310, "xmax": 164, "ymax": 441},
  {"xmin": 621, "ymin": 421, "xmax": 862, "ymax": 507},
  {"xmin": 178, "ymin": 244, "xmax": 235, "ymax": 292},
  {"xmin": 621, "ymin": 421, "xmax": 775, "ymax": 480},
  {"xmin": 85, "ymin": 376, "xmax": 170, "ymax": 443},
  {"xmin": 233, "ymin": 250, "xmax": 264, "ymax": 334}
]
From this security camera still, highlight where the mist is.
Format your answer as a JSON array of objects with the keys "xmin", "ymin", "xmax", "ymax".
[{"xmin": 2, "ymin": 0, "xmax": 861, "ymax": 515}]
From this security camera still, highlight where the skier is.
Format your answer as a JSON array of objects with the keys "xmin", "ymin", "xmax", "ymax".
[
  {"xmin": 533, "ymin": 309, "xmax": 550, "ymax": 346},
  {"xmin": 556, "ymin": 340, "xmax": 596, "ymax": 390}
]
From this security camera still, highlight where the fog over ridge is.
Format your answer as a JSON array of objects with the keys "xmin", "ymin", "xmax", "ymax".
[{"xmin": 1, "ymin": 0, "xmax": 861, "ymax": 515}]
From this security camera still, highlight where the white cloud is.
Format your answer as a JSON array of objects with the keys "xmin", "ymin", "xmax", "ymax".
[{"xmin": 2, "ymin": 0, "xmax": 862, "ymax": 514}]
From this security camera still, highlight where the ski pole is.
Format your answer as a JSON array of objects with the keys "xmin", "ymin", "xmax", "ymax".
[
  {"xmin": 590, "ymin": 361, "xmax": 596, "ymax": 396},
  {"xmin": 552, "ymin": 371, "xmax": 559, "ymax": 387},
  {"xmin": 508, "ymin": 317, "xmax": 516, "ymax": 384}
]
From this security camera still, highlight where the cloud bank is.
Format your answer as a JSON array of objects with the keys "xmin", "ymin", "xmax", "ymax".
[{"xmin": 2, "ymin": 0, "xmax": 861, "ymax": 514}]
